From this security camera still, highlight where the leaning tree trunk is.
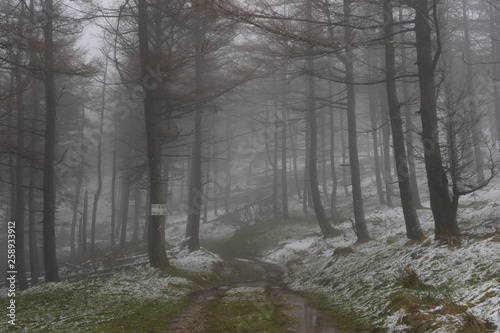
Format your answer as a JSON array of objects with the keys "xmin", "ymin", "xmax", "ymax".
[
  {"xmin": 344, "ymin": 0, "xmax": 370, "ymax": 242},
  {"xmin": 384, "ymin": 0, "xmax": 425, "ymax": 241},
  {"xmin": 138, "ymin": 0, "xmax": 169, "ymax": 267},
  {"xmin": 307, "ymin": 62, "xmax": 339, "ymax": 238},
  {"xmin": 414, "ymin": 0, "xmax": 460, "ymax": 239},
  {"xmin": 305, "ymin": 0, "xmax": 339, "ymax": 237},
  {"xmin": 42, "ymin": 0, "xmax": 60, "ymax": 282}
]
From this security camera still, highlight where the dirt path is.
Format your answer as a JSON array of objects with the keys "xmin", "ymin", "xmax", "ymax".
[{"xmin": 163, "ymin": 257, "xmax": 338, "ymax": 333}]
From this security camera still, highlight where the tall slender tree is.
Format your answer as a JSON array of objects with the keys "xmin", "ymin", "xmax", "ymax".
[
  {"xmin": 383, "ymin": 0, "xmax": 425, "ymax": 241},
  {"xmin": 137, "ymin": 0, "xmax": 169, "ymax": 267}
]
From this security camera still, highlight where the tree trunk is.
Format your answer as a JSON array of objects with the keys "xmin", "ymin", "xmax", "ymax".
[
  {"xmin": 320, "ymin": 112, "xmax": 328, "ymax": 198},
  {"xmin": 303, "ymin": 122, "xmax": 310, "ymax": 213},
  {"xmin": 306, "ymin": 0, "xmax": 339, "ymax": 237},
  {"xmin": 110, "ymin": 124, "xmax": 119, "ymax": 252},
  {"xmin": 328, "ymin": 83, "xmax": 341, "ymax": 223},
  {"xmin": 344, "ymin": 0, "xmax": 370, "ymax": 242},
  {"xmin": 42, "ymin": 0, "xmax": 60, "ymax": 282},
  {"xmin": 379, "ymin": 93, "xmax": 394, "ymax": 207},
  {"xmin": 133, "ymin": 184, "xmax": 141, "ymax": 243},
  {"xmin": 71, "ymin": 102, "xmax": 85, "ymax": 260},
  {"xmin": 187, "ymin": 108, "xmax": 203, "ymax": 252},
  {"xmin": 291, "ymin": 131, "xmax": 302, "ymax": 199},
  {"xmin": 273, "ymin": 104, "xmax": 279, "ymax": 215},
  {"xmin": 81, "ymin": 190, "xmax": 88, "ymax": 261},
  {"xmin": 281, "ymin": 74, "xmax": 289, "ymax": 220},
  {"xmin": 138, "ymin": 0, "xmax": 169, "ymax": 267},
  {"xmin": 143, "ymin": 185, "xmax": 150, "ymax": 244},
  {"xmin": 186, "ymin": 18, "xmax": 206, "ymax": 252},
  {"xmin": 368, "ymin": 74, "xmax": 386, "ymax": 205},
  {"xmin": 225, "ymin": 117, "xmax": 232, "ymax": 214},
  {"xmin": 340, "ymin": 106, "xmax": 349, "ymax": 197},
  {"xmin": 491, "ymin": 8, "xmax": 500, "ymax": 138},
  {"xmin": 399, "ymin": 8, "xmax": 423, "ymax": 208},
  {"xmin": 90, "ymin": 60, "xmax": 107, "ymax": 259},
  {"xmin": 203, "ymin": 145, "xmax": 210, "ymax": 224},
  {"xmin": 15, "ymin": 20, "xmax": 28, "ymax": 289},
  {"xmin": 28, "ymin": 0, "xmax": 40, "ymax": 285},
  {"xmin": 414, "ymin": 0, "xmax": 460, "ymax": 239},
  {"xmin": 384, "ymin": 0, "xmax": 425, "ymax": 241},
  {"xmin": 307, "ymin": 65, "xmax": 339, "ymax": 238},
  {"xmin": 213, "ymin": 157, "xmax": 218, "ymax": 216},
  {"xmin": 462, "ymin": 0, "xmax": 484, "ymax": 183},
  {"xmin": 119, "ymin": 176, "xmax": 131, "ymax": 249},
  {"xmin": 70, "ymin": 169, "xmax": 83, "ymax": 260}
]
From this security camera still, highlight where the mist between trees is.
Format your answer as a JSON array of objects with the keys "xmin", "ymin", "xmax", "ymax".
[{"xmin": 1, "ymin": 0, "xmax": 500, "ymax": 289}]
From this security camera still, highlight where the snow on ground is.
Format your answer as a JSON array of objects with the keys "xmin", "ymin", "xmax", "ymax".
[
  {"xmin": 261, "ymin": 178, "xmax": 500, "ymax": 332},
  {"xmin": 171, "ymin": 247, "xmax": 224, "ymax": 275},
  {"xmin": 2, "ymin": 266, "xmax": 193, "ymax": 332}
]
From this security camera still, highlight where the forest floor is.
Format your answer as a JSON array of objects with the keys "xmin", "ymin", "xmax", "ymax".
[
  {"xmin": 2, "ymin": 179, "xmax": 500, "ymax": 332},
  {"xmin": 163, "ymin": 257, "xmax": 339, "ymax": 332},
  {"xmin": 199, "ymin": 177, "xmax": 500, "ymax": 333}
]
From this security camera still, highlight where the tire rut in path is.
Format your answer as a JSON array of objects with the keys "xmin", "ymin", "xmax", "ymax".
[{"xmin": 162, "ymin": 257, "xmax": 338, "ymax": 333}]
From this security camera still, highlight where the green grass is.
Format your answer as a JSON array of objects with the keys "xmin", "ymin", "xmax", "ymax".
[
  {"xmin": 1, "ymin": 267, "xmax": 198, "ymax": 332},
  {"xmin": 298, "ymin": 292, "xmax": 385, "ymax": 332}
]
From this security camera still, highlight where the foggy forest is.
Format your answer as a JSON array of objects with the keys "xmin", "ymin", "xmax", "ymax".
[{"xmin": 1, "ymin": 0, "xmax": 500, "ymax": 332}]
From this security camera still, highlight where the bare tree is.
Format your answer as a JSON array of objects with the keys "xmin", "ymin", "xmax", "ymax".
[
  {"xmin": 137, "ymin": 0, "xmax": 169, "ymax": 267},
  {"xmin": 383, "ymin": 0, "xmax": 425, "ymax": 241}
]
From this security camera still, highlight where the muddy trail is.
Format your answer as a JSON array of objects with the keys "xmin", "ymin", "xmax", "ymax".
[{"xmin": 163, "ymin": 257, "xmax": 338, "ymax": 333}]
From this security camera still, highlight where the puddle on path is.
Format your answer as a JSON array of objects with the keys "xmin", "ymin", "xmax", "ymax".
[
  {"xmin": 164, "ymin": 257, "xmax": 340, "ymax": 332},
  {"xmin": 283, "ymin": 293, "xmax": 339, "ymax": 333}
]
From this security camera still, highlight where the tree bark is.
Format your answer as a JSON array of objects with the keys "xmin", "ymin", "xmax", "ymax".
[
  {"xmin": 15, "ymin": 12, "xmax": 28, "ymax": 288},
  {"xmin": 462, "ymin": 0, "xmax": 484, "ymax": 183},
  {"xmin": 81, "ymin": 190, "xmax": 88, "ymax": 261},
  {"xmin": 133, "ymin": 184, "xmax": 141, "ymax": 243},
  {"xmin": 28, "ymin": 6, "xmax": 40, "ymax": 281},
  {"xmin": 306, "ymin": 0, "xmax": 339, "ymax": 237},
  {"xmin": 344, "ymin": 0, "xmax": 370, "ymax": 242},
  {"xmin": 281, "ymin": 74, "xmax": 289, "ymax": 220},
  {"xmin": 186, "ymin": 18, "xmax": 206, "ymax": 252},
  {"xmin": 110, "ymin": 124, "xmax": 119, "ymax": 252},
  {"xmin": 383, "ymin": 0, "xmax": 425, "ymax": 241},
  {"xmin": 273, "ymin": 103, "xmax": 280, "ymax": 215},
  {"xmin": 42, "ymin": 0, "xmax": 60, "ymax": 282},
  {"xmin": 491, "ymin": 8, "xmax": 500, "ymax": 138},
  {"xmin": 138, "ymin": 0, "xmax": 169, "ymax": 267},
  {"xmin": 399, "ymin": 13, "xmax": 423, "ymax": 209},
  {"xmin": 90, "ymin": 60, "xmax": 107, "ymax": 259},
  {"xmin": 379, "ymin": 93, "xmax": 394, "ymax": 207},
  {"xmin": 414, "ymin": 0, "xmax": 460, "ymax": 239},
  {"xmin": 367, "ymin": 70, "xmax": 386, "ymax": 205},
  {"xmin": 328, "ymin": 82, "xmax": 341, "ymax": 223},
  {"xmin": 119, "ymin": 175, "xmax": 131, "ymax": 249},
  {"xmin": 340, "ymin": 106, "xmax": 349, "ymax": 197}
]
